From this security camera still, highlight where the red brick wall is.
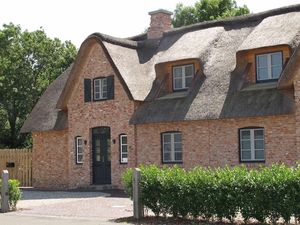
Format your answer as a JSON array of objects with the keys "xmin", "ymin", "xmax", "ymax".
[
  {"xmin": 66, "ymin": 43, "xmax": 136, "ymax": 188},
  {"xmin": 136, "ymin": 115, "xmax": 297, "ymax": 168},
  {"xmin": 32, "ymin": 130, "xmax": 69, "ymax": 189}
]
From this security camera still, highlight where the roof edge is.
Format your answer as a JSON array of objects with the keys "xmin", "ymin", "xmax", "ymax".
[{"xmin": 164, "ymin": 4, "xmax": 300, "ymax": 37}]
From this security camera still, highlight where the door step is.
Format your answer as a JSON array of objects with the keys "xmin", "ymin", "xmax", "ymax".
[{"xmin": 77, "ymin": 184, "xmax": 118, "ymax": 191}]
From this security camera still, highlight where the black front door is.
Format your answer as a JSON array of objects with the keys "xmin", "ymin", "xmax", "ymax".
[{"xmin": 92, "ymin": 127, "xmax": 111, "ymax": 184}]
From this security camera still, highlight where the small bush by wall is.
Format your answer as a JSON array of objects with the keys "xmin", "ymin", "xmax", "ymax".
[
  {"xmin": 122, "ymin": 164, "xmax": 300, "ymax": 223},
  {"xmin": 0, "ymin": 179, "xmax": 22, "ymax": 210}
]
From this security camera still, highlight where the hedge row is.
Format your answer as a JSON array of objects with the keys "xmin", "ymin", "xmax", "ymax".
[
  {"xmin": 0, "ymin": 179, "xmax": 22, "ymax": 210},
  {"xmin": 122, "ymin": 164, "xmax": 300, "ymax": 223}
]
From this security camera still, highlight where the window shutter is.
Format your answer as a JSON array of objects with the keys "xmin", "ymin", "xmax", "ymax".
[
  {"xmin": 84, "ymin": 79, "xmax": 92, "ymax": 102},
  {"xmin": 107, "ymin": 76, "xmax": 114, "ymax": 100}
]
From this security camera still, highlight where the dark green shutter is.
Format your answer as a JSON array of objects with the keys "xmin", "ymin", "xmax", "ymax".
[
  {"xmin": 107, "ymin": 76, "xmax": 114, "ymax": 100},
  {"xmin": 84, "ymin": 79, "xmax": 92, "ymax": 102}
]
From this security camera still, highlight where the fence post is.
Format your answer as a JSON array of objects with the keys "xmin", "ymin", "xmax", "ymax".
[
  {"xmin": 1, "ymin": 170, "xmax": 9, "ymax": 213},
  {"xmin": 133, "ymin": 168, "xmax": 143, "ymax": 219}
]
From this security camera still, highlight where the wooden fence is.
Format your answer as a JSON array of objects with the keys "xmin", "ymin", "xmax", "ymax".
[{"xmin": 0, "ymin": 149, "xmax": 32, "ymax": 187}]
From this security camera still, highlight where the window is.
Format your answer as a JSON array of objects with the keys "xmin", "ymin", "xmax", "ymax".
[
  {"xmin": 94, "ymin": 77, "xmax": 108, "ymax": 100},
  {"xmin": 162, "ymin": 132, "xmax": 182, "ymax": 163},
  {"xmin": 120, "ymin": 134, "xmax": 128, "ymax": 163},
  {"xmin": 75, "ymin": 136, "xmax": 83, "ymax": 164},
  {"xmin": 256, "ymin": 52, "xmax": 283, "ymax": 81},
  {"xmin": 84, "ymin": 76, "xmax": 114, "ymax": 102},
  {"xmin": 240, "ymin": 128, "xmax": 265, "ymax": 162},
  {"xmin": 173, "ymin": 64, "xmax": 194, "ymax": 90}
]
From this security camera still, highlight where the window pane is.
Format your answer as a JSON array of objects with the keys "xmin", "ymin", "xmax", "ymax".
[
  {"xmin": 255, "ymin": 150, "xmax": 265, "ymax": 160},
  {"xmin": 121, "ymin": 136, "xmax": 127, "ymax": 144},
  {"xmin": 175, "ymin": 152, "xmax": 182, "ymax": 161},
  {"xmin": 254, "ymin": 130, "xmax": 264, "ymax": 139},
  {"xmin": 271, "ymin": 53, "xmax": 282, "ymax": 66},
  {"xmin": 163, "ymin": 134, "xmax": 171, "ymax": 143},
  {"xmin": 122, "ymin": 145, "xmax": 128, "ymax": 153},
  {"xmin": 102, "ymin": 78, "xmax": 107, "ymax": 85},
  {"xmin": 241, "ymin": 140, "xmax": 251, "ymax": 150},
  {"xmin": 174, "ymin": 143, "xmax": 182, "ymax": 152},
  {"xmin": 254, "ymin": 140, "xmax": 264, "ymax": 150},
  {"xmin": 77, "ymin": 138, "xmax": 82, "ymax": 145},
  {"xmin": 241, "ymin": 130, "xmax": 250, "ymax": 139},
  {"xmin": 271, "ymin": 66, "xmax": 282, "ymax": 79},
  {"xmin": 102, "ymin": 84, "xmax": 107, "ymax": 92},
  {"xmin": 102, "ymin": 90, "xmax": 107, "ymax": 99},
  {"xmin": 184, "ymin": 65, "xmax": 193, "ymax": 77},
  {"xmin": 257, "ymin": 68, "xmax": 268, "ymax": 80},
  {"xmin": 174, "ymin": 67, "xmax": 182, "ymax": 78},
  {"xmin": 164, "ymin": 143, "xmax": 171, "ymax": 152},
  {"xmin": 164, "ymin": 152, "xmax": 171, "ymax": 161},
  {"xmin": 77, "ymin": 146, "xmax": 83, "ymax": 154},
  {"xmin": 174, "ymin": 133, "xmax": 181, "ymax": 142},
  {"xmin": 95, "ymin": 93, "xmax": 100, "ymax": 99},
  {"xmin": 174, "ymin": 79, "xmax": 183, "ymax": 89},
  {"xmin": 185, "ymin": 76, "xmax": 193, "ymax": 88},
  {"xmin": 257, "ymin": 55, "xmax": 268, "ymax": 67},
  {"xmin": 95, "ymin": 86, "xmax": 100, "ymax": 92},
  {"xmin": 241, "ymin": 151, "xmax": 251, "ymax": 160},
  {"xmin": 77, "ymin": 155, "xmax": 83, "ymax": 163},
  {"xmin": 94, "ymin": 80, "xmax": 100, "ymax": 86}
]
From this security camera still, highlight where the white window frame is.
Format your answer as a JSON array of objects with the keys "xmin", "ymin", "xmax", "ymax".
[
  {"xmin": 162, "ymin": 132, "xmax": 183, "ymax": 163},
  {"xmin": 93, "ymin": 77, "xmax": 108, "ymax": 100},
  {"xmin": 240, "ymin": 128, "xmax": 265, "ymax": 162},
  {"xmin": 256, "ymin": 52, "xmax": 283, "ymax": 81},
  {"xmin": 120, "ymin": 134, "xmax": 128, "ymax": 163},
  {"xmin": 76, "ymin": 136, "xmax": 83, "ymax": 164},
  {"xmin": 172, "ymin": 64, "xmax": 194, "ymax": 91}
]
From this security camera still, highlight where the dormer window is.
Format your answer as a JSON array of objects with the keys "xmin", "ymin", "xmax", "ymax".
[
  {"xmin": 256, "ymin": 52, "xmax": 282, "ymax": 82},
  {"xmin": 173, "ymin": 64, "xmax": 194, "ymax": 91}
]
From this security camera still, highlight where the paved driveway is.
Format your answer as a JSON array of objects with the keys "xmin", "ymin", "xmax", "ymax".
[{"xmin": 0, "ymin": 189, "xmax": 133, "ymax": 225}]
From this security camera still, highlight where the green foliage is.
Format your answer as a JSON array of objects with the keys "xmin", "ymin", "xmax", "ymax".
[
  {"xmin": 0, "ymin": 23, "xmax": 77, "ymax": 148},
  {"xmin": 0, "ymin": 179, "xmax": 22, "ymax": 210},
  {"xmin": 122, "ymin": 164, "xmax": 300, "ymax": 222},
  {"xmin": 172, "ymin": 0, "xmax": 250, "ymax": 27}
]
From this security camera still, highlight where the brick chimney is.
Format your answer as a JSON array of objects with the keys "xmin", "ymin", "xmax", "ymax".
[{"xmin": 147, "ymin": 9, "xmax": 173, "ymax": 39}]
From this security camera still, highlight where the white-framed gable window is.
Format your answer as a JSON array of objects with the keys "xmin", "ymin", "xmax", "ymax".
[
  {"xmin": 94, "ymin": 77, "xmax": 108, "ymax": 100},
  {"xmin": 256, "ymin": 52, "xmax": 283, "ymax": 81},
  {"xmin": 120, "ymin": 134, "xmax": 128, "ymax": 163},
  {"xmin": 240, "ymin": 128, "xmax": 265, "ymax": 162},
  {"xmin": 162, "ymin": 132, "xmax": 182, "ymax": 163},
  {"xmin": 173, "ymin": 64, "xmax": 194, "ymax": 90},
  {"xmin": 75, "ymin": 136, "xmax": 83, "ymax": 164}
]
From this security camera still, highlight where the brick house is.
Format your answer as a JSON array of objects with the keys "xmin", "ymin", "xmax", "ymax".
[{"xmin": 21, "ymin": 5, "xmax": 300, "ymax": 189}]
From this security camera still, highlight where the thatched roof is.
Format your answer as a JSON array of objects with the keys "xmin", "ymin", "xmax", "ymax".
[
  {"xmin": 22, "ymin": 4, "xmax": 300, "ymax": 132},
  {"xmin": 21, "ymin": 65, "xmax": 71, "ymax": 133}
]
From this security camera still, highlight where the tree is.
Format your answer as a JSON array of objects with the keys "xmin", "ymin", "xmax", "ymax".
[
  {"xmin": 172, "ymin": 0, "xmax": 250, "ymax": 28},
  {"xmin": 0, "ymin": 23, "xmax": 77, "ymax": 148}
]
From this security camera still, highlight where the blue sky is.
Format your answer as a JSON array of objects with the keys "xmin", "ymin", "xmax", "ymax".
[{"xmin": 1, "ymin": 0, "xmax": 300, "ymax": 47}]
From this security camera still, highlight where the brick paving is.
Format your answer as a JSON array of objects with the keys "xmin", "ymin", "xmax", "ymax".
[{"xmin": 8, "ymin": 190, "xmax": 133, "ymax": 223}]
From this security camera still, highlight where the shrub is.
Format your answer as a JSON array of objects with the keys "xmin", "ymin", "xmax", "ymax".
[
  {"xmin": 122, "ymin": 164, "xmax": 300, "ymax": 222},
  {"xmin": 0, "ymin": 179, "xmax": 22, "ymax": 210}
]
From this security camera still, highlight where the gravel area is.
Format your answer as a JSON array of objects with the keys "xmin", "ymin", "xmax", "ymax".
[{"xmin": 11, "ymin": 190, "xmax": 133, "ymax": 221}]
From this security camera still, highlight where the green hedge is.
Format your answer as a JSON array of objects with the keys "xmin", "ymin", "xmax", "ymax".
[
  {"xmin": 122, "ymin": 164, "xmax": 300, "ymax": 223},
  {"xmin": 0, "ymin": 179, "xmax": 22, "ymax": 210}
]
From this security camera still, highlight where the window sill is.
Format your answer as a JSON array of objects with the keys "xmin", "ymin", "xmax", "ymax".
[
  {"xmin": 157, "ymin": 91, "xmax": 188, "ymax": 100},
  {"xmin": 241, "ymin": 82, "xmax": 277, "ymax": 92},
  {"xmin": 162, "ymin": 161, "xmax": 183, "ymax": 164},
  {"xmin": 240, "ymin": 160, "xmax": 265, "ymax": 163}
]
